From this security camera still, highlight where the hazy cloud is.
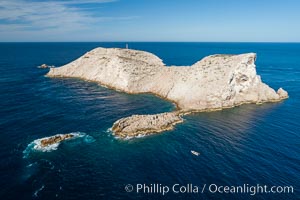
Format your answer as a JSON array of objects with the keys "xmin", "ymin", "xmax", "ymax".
[{"xmin": 0, "ymin": 0, "xmax": 137, "ymax": 40}]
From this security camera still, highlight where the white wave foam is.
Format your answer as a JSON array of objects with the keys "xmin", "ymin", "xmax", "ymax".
[
  {"xmin": 83, "ymin": 135, "xmax": 96, "ymax": 143},
  {"xmin": 136, "ymin": 133, "xmax": 146, "ymax": 138},
  {"xmin": 123, "ymin": 136, "xmax": 133, "ymax": 140},
  {"xmin": 26, "ymin": 162, "xmax": 36, "ymax": 168},
  {"xmin": 33, "ymin": 185, "xmax": 45, "ymax": 197},
  {"xmin": 106, "ymin": 128, "xmax": 112, "ymax": 133}
]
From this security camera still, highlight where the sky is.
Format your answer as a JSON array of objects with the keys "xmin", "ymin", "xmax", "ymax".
[{"xmin": 0, "ymin": 0, "xmax": 299, "ymax": 42}]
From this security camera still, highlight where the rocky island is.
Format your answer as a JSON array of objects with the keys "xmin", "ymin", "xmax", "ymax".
[
  {"xmin": 39, "ymin": 133, "xmax": 74, "ymax": 147},
  {"xmin": 112, "ymin": 111, "xmax": 184, "ymax": 138},
  {"xmin": 47, "ymin": 47, "xmax": 288, "ymax": 138},
  {"xmin": 28, "ymin": 133, "xmax": 77, "ymax": 152}
]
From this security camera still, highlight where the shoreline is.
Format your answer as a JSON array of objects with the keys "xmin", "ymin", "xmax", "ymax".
[{"xmin": 46, "ymin": 75, "xmax": 288, "ymax": 139}]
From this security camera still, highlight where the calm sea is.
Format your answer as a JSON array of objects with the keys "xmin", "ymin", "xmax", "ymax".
[{"xmin": 0, "ymin": 42, "xmax": 299, "ymax": 199}]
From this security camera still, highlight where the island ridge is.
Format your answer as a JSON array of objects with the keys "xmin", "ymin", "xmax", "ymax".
[{"xmin": 47, "ymin": 47, "xmax": 288, "ymax": 138}]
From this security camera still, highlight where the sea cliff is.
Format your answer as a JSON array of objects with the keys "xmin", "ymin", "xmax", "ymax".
[{"xmin": 47, "ymin": 48, "xmax": 288, "ymax": 138}]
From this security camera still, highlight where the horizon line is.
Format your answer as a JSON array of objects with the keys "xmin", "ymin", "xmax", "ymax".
[{"xmin": 1, "ymin": 41, "xmax": 300, "ymax": 43}]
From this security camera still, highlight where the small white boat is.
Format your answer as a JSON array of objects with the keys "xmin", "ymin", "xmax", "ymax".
[{"xmin": 191, "ymin": 150, "xmax": 200, "ymax": 156}]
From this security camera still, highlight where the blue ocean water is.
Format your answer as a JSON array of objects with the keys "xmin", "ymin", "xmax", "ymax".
[{"xmin": 0, "ymin": 42, "xmax": 299, "ymax": 200}]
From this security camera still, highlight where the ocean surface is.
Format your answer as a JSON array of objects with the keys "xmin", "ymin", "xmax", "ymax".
[{"xmin": 0, "ymin": 42, "xmax": 299, "ymax": 200}]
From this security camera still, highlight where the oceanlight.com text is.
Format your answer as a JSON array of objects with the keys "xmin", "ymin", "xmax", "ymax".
[{"xmin": 124, "ymin": 183, "xmax": 294, "ymax": 196}]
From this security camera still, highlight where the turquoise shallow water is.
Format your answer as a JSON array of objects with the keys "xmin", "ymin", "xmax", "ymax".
[{"xmin": 0, "ymin": 42, "xmax": 299, "ymax": 199}]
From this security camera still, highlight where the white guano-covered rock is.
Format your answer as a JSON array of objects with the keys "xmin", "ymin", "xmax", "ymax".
[
  {"xmin": 47, "ymin": 48, "xmax": 288, "ymax": 110},
  {"xmin": 47, "ymin": 47, "xmax": 288, "ymax": 138}
]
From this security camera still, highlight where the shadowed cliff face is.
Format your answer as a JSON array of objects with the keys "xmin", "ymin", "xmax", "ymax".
[{"xmin": 47, "ymin": 47, "xmax": 288, "ymax": 138}]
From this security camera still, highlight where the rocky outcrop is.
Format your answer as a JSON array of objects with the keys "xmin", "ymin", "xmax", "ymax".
[
  {"xmin": 112, "ymin": 112, "xmax": 183, "ymax": 138},
  {"xmin": 40, "ymin": 133, "xmax": 75, "ymax": 147},
  {"xmin": 23, "ymin": 132, "xmax": 94, "ymax": 155},
  {"xmin": 47, "ymin": 48, "xmax": 288, "ymax": 138},
  {"xmin": 277, "ymin": 88, "xmax": 288, "ymax": 99},
  {"xmin": 38, "ymin": 64, "xmax": 53, "ymax": 69}
]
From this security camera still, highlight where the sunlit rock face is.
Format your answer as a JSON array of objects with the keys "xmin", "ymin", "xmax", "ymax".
[
  {"xmin": 47, "ymin": 48, "xmax": 288, "ymax": 110},
  {"xmin": 112, "ymin": 112, "xmax": 183, "ymax": 138},
  {"xmin": 47, "ymin": 48, "xmax": 288, "ymax": 137}
]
